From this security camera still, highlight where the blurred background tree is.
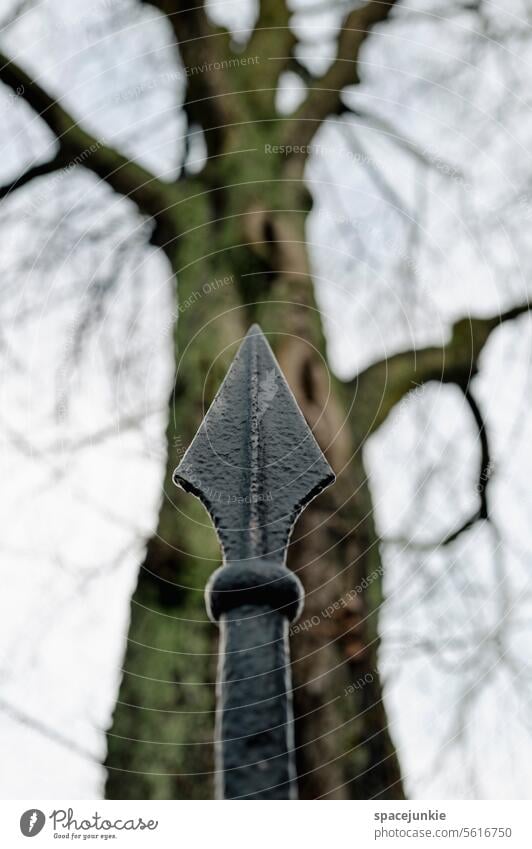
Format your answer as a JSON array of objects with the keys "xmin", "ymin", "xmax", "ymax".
[{"xmin": 1, "ymin": 0, "xmax": 532, "ymax": 800}]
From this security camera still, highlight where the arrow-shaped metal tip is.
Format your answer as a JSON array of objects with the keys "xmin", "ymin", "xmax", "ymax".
[{"xmin": 173, "ymin": 325, "xmax": 335, "ymax": 563}]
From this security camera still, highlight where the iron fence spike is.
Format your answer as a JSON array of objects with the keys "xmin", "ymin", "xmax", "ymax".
[
  {"xmin": 173, "ymin": 323, "xmax": 335, "ymax": 563},
  {"xmin": 172, "ymin": 324, "xmax": 335, "ymax": 800}
]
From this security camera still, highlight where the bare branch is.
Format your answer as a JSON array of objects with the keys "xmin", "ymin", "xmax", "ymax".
[
  {"xmin": 282, "ymin": 0, "xmax": 399, "ymax": 168},
  {"xmin": 343, "ymin": 105, "xmax": 467, "ymax": 175},
  {"xmin": 351, "ymin": 303, "xmax": 531, "ymax": 437},
  {"xmin": 0, "ymin": 0, "xmax": 36, "ymax": 30},
  {"xmin": 0, "ymin": 50, "xmax": 180, "ymax": 243},
  {"xmin": 463, "ymin": 387, "xmax": 490, "ymax": 520},
  {"xmin": 0, "ymin": 149, "xmax": 67, "ymax": 200},
  {"xmin": 143, "ymin": 0, "xmax": 237, "ymax": 157},
  {"xmin": 339, "ymin": 119, "xmax": 414, "ymax": 218},
  {"xmin": 0, "ymin": 695, "xmax": 98, "ymax": 763},
  {"xmin": 247, "ymin": 0, "xmax": 295, "ymax": 98},
  {"xmin": 389, "ymin": 387, "xmax": 493, "ymax": 550}
]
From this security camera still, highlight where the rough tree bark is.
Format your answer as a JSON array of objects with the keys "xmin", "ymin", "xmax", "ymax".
[{"xmin": 0, "ymin": 0, "xmax": 528, "ymax": 800}]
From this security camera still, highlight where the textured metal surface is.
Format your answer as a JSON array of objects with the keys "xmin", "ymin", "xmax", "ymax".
[
  {"xmin": 173, "ymin": 324, "xmax": 335, "ymax": 562},
  {"xmin": 216, "ymin": 604, "xmax": 296, "ymax": 799},
  {"xmin": 173, "ymin": 324, "xmax": 335, "ymax": 799}
]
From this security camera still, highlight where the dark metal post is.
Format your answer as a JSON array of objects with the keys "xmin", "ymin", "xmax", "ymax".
[{"xmin": 173, "ymin": 325, "xmax": 335, "ymax": 799}]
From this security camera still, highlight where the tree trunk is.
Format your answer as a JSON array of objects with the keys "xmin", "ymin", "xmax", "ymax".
[{"xmin": 105, "ymin": 174, "xmax": 404, "ymax": 799}]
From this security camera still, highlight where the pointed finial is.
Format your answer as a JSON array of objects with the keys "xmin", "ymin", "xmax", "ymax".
[{"xmin": 173, "ymin": 324, "xmax": 335, "ymax": 563}]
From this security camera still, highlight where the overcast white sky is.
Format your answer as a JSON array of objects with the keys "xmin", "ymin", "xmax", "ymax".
[{"xmin": 1, "ymin": 0, "xmax": 532, "ymax": 799}]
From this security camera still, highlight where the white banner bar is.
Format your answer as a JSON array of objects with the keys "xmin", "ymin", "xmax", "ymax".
[{"xmin": 1, "ymin": 800, "xmax": 531, "ymax": 848}]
